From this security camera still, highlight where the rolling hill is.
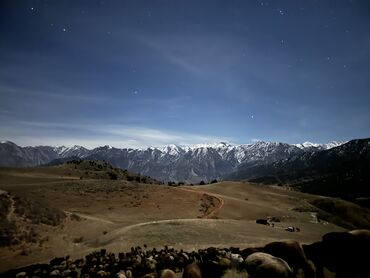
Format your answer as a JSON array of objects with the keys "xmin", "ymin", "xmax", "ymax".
[
  {"xmin": 1, "ymin": 162, "xmax": 369, "ymax": 272},
  {"xmin": 227, "ymin": 138, "xmax": 370, "ymax": 206}
]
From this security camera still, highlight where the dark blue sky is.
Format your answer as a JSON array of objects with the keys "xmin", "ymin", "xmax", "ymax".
[{"xmin": 1, "ymin": 0, "xmax": 369, "ymax": 148}]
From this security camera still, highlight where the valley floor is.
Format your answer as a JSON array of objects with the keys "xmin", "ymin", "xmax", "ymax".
[{"xmin": 0, "ymin": 167, "xmax": 350, "ymax": 272}]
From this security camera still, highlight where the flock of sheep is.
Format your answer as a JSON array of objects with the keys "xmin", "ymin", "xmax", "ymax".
[{"xmin": 5, "ymin": 229, "xmax": 369, "ymax": 278}]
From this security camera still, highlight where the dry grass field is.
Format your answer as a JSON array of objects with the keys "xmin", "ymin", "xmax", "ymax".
[{"xmin": 1, "ymin": 162, "xmax": 368, "ymax": 273}]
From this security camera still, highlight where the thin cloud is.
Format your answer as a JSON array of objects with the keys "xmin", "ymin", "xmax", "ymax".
[
  {"xmin": 2, "ymin": 120, "xmax": 234, "ymax": 149},
  {"xmin": 132, "ymin": 34, "xmax": 205, "ymax": 76},
  {"xmin": 0, "ymin": 85, "xmax": 111, "ymax": 103}
]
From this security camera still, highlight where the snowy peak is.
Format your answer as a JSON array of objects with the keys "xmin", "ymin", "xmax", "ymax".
[
  {"xmin": 55, "ymin": 145, "xmax": 89, "ymax": 158},
  {"xmin": 0, "ymin": 140, "xmax": 19, "ymax": 146},
  {"xmin": 186, "ymin": 142, "xmax": 233, "ymax": 150},
  {"xmin": 295, "ymin": 142, "xmax": 320, "ymax": 149},
  {"xmin": 323, "ymin": 141, "xmax": 344, "ymax": 149},
  {"xmin": 158, "ymin": 144, "xmax": 184, "ymax": 156},
  {"xmin": 53, "ymin": 146, "xmax": 68, "ymax": 155},
  {"xmin": 295, "ymin": 141, "xmax": 345, "ymax": 150}
]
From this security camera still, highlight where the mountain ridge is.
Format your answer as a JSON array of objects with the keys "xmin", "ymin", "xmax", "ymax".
[
  {"xmin": 0, "ymin": 140, "xmax": 345, "ymax": 183},
  {"xmin": 227, "ymin": 138, "xmax": 370, "ymax": 205}
]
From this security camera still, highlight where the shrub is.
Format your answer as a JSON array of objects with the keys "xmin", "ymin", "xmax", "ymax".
[
  {"xmin": 73, "ymin": 236, "xmax": 84, "ymax": 243},
  {"xmin": 14, "ymin": 195, "xmax": 65, "ymax": 226},
  {"xmin": 70, "ymin": 213, "xmax": 82, "ymax": 221},
  {"xmin": 108, "ymin": 172, "xmax": 118, "ymax": 180}
]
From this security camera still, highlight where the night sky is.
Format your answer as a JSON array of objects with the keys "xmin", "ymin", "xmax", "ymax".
[{"xmin": 1, "ymin": 0, "xmax": 369, "ymax": 148}]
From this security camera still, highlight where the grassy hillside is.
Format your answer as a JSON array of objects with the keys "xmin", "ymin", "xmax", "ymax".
[
  {"xmin": 227, "ymin": 139, "xmax": 370, "ymax": 206},
  {"xmin": 1, "ymin": 166, "xmax": 368, "ymax": 272}
]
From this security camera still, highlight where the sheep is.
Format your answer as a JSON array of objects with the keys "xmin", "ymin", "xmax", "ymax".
[
  {"xmin": 241, "ymin": 247, "xmax": 264, "ymax": 259},
  {"xmin": 263, "ymin": 240, "xmax": 315, "ymax": 278},
  {"xmin": 245, "ymin": 252, "xmax": 294, "ymax": 278},
  {"xmin": 223, "ymin": 253, "xmax": 244, "ymax": 271},
  {"xmin": 349, "ymin": 228, "xmax": 370, "ymax": 239},
  {"xmin": 183, "ymin": 263, "xmax": 202, "ymax": 278},
  {"xmin": 303, "ymin": 229, "xmax": 370, "ymax": 278},
  {"xmin": 160, "ymin": 269, "xmax": 177, "ymax": 278},
  {"xmin": 116, "ymin": 271, "xmax": 127, "ymax": 278},
  {"xmin": 125, "ymin": 269, "xmax": 133, "ymax": 278},
  {"xmin": 49, "ymin": 269, "xmax": 61, "ymax": 276}
]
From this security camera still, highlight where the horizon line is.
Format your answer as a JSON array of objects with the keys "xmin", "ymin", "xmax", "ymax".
[{"xmin": 0, "ymin": 139, "xmax": 349, "ymax": 150}]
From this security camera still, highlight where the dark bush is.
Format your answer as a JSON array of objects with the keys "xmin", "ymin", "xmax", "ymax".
[
  {"xmin": 108, "ymin": 171, "xmax": 118, "ymax": 180},
  {"xmin": 14, "ymin": 195, "xmax": 65, "ymax": 226},
  {"xmin": 73, "ymin": 236, "xmax": 83, "ymax": 243}
]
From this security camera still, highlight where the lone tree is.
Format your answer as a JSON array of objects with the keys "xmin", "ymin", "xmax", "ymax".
[{"xmin": 199, "ymin": 180, "xmax": 206, "ymax": 185}]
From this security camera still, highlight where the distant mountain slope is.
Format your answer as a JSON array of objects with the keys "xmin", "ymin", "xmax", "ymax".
[
  {"xmin": 0, "ymin": 141, "xmax": 58, "ymax": 167},
  {"xmin": 227, "ymin": 138, "xmax": 370, "ymax": 203},
  {"xmin": 0, "ymin": 140, "xmax": 344, "ymax": 183}
]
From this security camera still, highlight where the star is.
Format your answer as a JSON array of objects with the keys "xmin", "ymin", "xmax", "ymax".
[
  {"xmin": 30, "ymin": 7, "xmax": 34, "ymax": 11},
  {"xmin": 62, "ymin": 28, "xmax": 67, "ymax": 32},
  {"xmin": 133, "ymin": 90, "xmax": 138, "ymax": 95},
  {"xmin": 250, "ymin": 115, "xmax": 254, "ymax": 119},
  {"xmin": 278, "ymin": 9, "xmax": 285, "ymax": 16}
]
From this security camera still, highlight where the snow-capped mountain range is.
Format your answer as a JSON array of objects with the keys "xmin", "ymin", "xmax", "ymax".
[
  {"xmin": 0, "ymin": 140, "xmax": 344, "ymax": 183},
  {"xmin": 226, "ymin": 138, "xmax": 370, "ymax": 204}
]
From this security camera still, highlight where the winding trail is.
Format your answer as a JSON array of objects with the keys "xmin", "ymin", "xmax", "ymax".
[
  {"xmin": 63, "ymin": 187, "xmax": 225, "ymax": 226},
  {"xmin": 65, "ymin": 186, "xmax": 226, "ymax": 246},
  {"xmin": 179, "ymin": 187, "xmax": 225, "ymax": 218},
  {"xmin": 108, "ymin": 218, "xmax": 227, "ymax": 235}
]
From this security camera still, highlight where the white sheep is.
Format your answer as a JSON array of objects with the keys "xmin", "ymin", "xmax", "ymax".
[{"xmin": 245, "ymin": 252, "xmax": 293, "ymax": 278}]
